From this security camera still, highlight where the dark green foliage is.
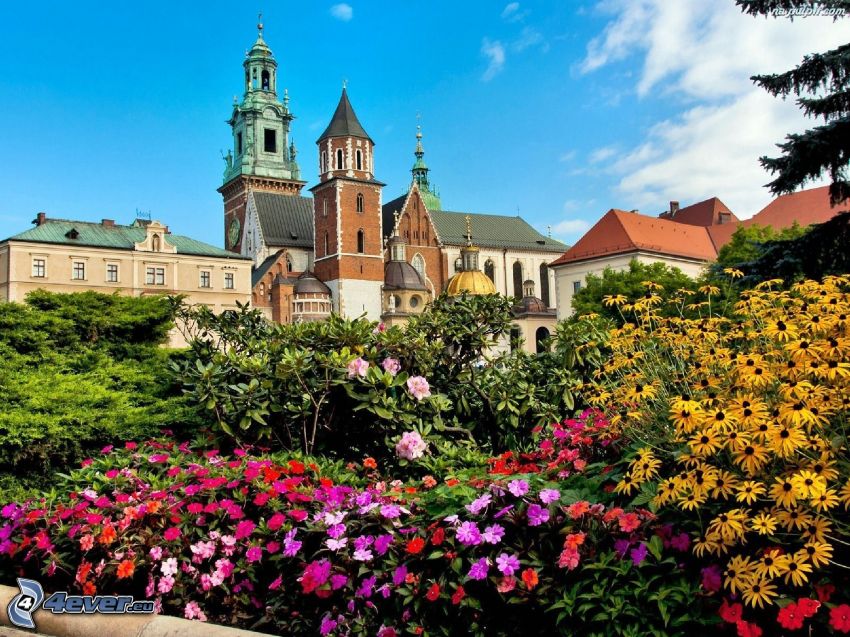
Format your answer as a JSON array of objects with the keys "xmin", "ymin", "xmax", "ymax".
[
  {"xmin": 736, "ymin": 210, "xmax": 850, "ymax": 283},
  {"xmin": 736, "ymin": 0, "xmax": 850, "ymax": 204},
  {"xmin": 0, "ymin": 291, "xmax": 202, "ymax": 496},
  {"xmin": 714, "ymin": 222, "xmax": 809, "ymax": 268}
]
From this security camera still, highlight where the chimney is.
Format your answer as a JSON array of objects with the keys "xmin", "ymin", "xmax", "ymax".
[
  {"xmin": 34, "ymin": 212, "xmax": 47, "ymax": 226},
  {"xmin": 101, "ymin": 219, "xmax": 115, "ymax": 227},
  {"xmin": 669, "ymin": 200, "xmax": 680, "ymax": 217}
]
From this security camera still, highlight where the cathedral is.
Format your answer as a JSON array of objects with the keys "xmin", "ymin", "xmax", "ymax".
[{"xmin": 219, "ymin": 23, "xmax": 566, "ymax": 352}]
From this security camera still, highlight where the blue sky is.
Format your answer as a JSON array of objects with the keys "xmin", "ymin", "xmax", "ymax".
[{"xmin": 0, "ymin": 1, "xmax": 848, "ymax": 247}]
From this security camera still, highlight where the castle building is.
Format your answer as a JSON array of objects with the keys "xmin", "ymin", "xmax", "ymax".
[{"xmin": 220, "ymin": 25, "xmax": 567, "ymax": 346}]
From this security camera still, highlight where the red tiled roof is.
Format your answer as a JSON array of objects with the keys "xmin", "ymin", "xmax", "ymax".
[
  {"xmin": 550, "ymin": 209, "xmax": 718, "ymax": 266},
  {"xmin": 659, "ymin": 197, "xmax": 739, "ymax": 227}
]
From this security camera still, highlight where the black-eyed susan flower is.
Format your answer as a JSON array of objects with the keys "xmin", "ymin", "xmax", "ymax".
[
  {"xmin": 733, "ymin": 443, "xmax": 770, "ymax": 476},
  {"xmin": 750, "ymin": 512, "xmax": 778, "ymax": 536},
  {"xmin": 802, "ymin": 541, "xmax": 833, "ymax": 568},
  {"xmin": 741, "ymin": 576, "xmax": 779, "ymax": 608},
  {"xmin": 783, "ymin": 552, "xmax": 813, "ymax": 586},
  {"xmin": 737, "ymin": 480, "xmax": 766, "ymax": 505},
  {"xmin": 755, "ymin": 549, "xmax": 790, "ymax": 579},
  {"xmin": 724, "ymin": 555, "xmax": 756, "ymax": 594},
  {"xmin": 770, "ymin": 477, "xmax": 798, "ymax": 509}
]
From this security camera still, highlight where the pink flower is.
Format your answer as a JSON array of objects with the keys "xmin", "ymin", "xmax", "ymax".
[
  {"xmin": 382, "ymin": 358, "xmax": 401, "ymax": 375},
  {"xmin": 468, "ymin": 557, "xmax": 490, "ymax": 580},
  {"xmin": 160, "ymin": 558, "xmax": 178, "ymax": 577},
  {"xmin": 456, "ymin": 521, "xmax": 482, "ymax": 545},
  {"xmin": 406, "ymin": 375, "xmax": 431, "ymax": 400},
  {"xmin": 395, "ymin": 431, "xmax": 428, "ymax": 460},
  {"xmin": 507, "ymin": 479, "xmax": 529, "ymax": 497},
  {"xmin": 539, "ymin": 489, "xmax": 561, "ymax": 504},
  {"xmin": 347, "ymin": 357, "xmax": 370, "ymax": 378},
  {"xmin": 234, "ymin": 520, "xmax": 255, "ymax": 540},
  {"xmin": 79, "ymin": 534, "xmax": 94, "ymax": 551},
  {"xmin": 163, "ymin": 527, "xmax": 181, "ymax": 541},
  {"xmin": 527, "ymin": 504, "xmax": 549, "ymax": 526},
  {"xmin": 149, "ymin": 547, "xmax": 163, "ymax": 560},
  {"xmin": 183, "ymin": 601, "xmax": 207, "ymax": 621},
  {"xmin": 157, "ymin": 574, "xmax": 175, "ymax": 594},
  {"xmin": 245, "ymin": 546, "xmax": 263, "ymax": 563},
  {"xmin": 618, "ymin": 512, "xmax": 641, "ymax": 533},
  {"xmin": 269, "ymin": 576, "xmax": 283, "ymax": 590},
  {"xmin": 496, "ymin": 553, "xmax": 520, "ymax": 577},
  {"xmin": 558, "ymin": 547, "xmax": 580, "ymax": 570},
  {"xmin": 482, "ymin": 524, "xmax": 505, "ymax": 544}
]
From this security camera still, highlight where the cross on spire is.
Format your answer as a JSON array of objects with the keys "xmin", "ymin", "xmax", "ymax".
[
  {"xmin": 465, "ymin": 214, "xmax": 472, "ymax": 246},
  {"xmin": 257, "ymin": 12, "xmax": 264, "ymax": 36}
]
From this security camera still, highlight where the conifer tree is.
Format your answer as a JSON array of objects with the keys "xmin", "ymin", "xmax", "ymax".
[{"xmin": 737, "ymin": 0, "xmax": 850, "ymax": 204}]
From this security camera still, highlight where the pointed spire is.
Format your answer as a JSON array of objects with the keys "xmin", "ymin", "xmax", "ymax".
[
  {"xmin": 465, "ymin": 214, "xmax": 472, "ymax": 247},
  {"xmin": 318, "ymin": 87, "xmax": 372, "ymax": 142}
]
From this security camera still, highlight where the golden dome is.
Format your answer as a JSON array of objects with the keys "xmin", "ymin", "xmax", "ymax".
[{"xmin": 446, "ymin": 270, "xmax": 497, "ymax": 296}]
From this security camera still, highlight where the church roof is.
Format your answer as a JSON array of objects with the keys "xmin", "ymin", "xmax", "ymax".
[
  {"xmin": 550, "ymin": 209, "xmax": 718, "ymax": 266},
  {"xmin": 253, "ymin": 192, "xmax": 314, "ymax": 248},
  {"xmin": 318, "ymin": 88, "xmax": 372, "ymax": 142},
  {"xmin": 5, "ymin": 217, "xmax": 249, "ymax": 260}
]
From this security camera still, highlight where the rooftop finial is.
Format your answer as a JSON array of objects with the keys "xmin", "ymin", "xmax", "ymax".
[
  {"xmin": 257, "ymin": 12, "xmax": 264, "ymax": 36},
  {"xmin": 465, "ymin": 214, "xmax": 472, "ymax": 247},
  {"xmin": 342, "ymin": 78, "xmax": 348, "ymax": 90},
  {"xmin": 393, "ymin": 210, "xmax": 400, "ymax": 234}
]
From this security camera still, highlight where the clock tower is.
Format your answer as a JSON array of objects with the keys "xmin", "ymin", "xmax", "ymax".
[{"xmin": 219, "ymin": 18, "xmax": 306, "ymax": 253}]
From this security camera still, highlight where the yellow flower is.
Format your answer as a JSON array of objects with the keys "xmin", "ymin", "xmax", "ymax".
[
  {"xmin": 733, "ymin": 443, "xmax": 770, "ymax": 476},
  {"xmin": 614, "ymin": 473, "xmax": 640, "ymax": 495},
  {"xmin": 770, "ymin": 478, "xmax": 798, "ymax": 509},
  {"xmin": 602, "ymin": 294, "xmax": 628, "ymax": 307},
  {"xmin": 783, "ymin": 552, "xmax": 813, "ymax": 587},
  {"xmin": 690, "ymin": 429, "xmax": 722, "ymax": 457},
  {"xmin": 724, "ymin": 555, "xmax": 756, "ymax": 594},
  {"xmin": 741, "ymin": 576, "xmax": 779, "ymax": 608},
  {"xmin": 775, "ymin": 507, "xmax": 813, "ymax": 532},
  {"xmin": 811, "ymin": 488, "xmax": 839, "ymax": 512},
  {"xmin": 768, "ymin": 425, "xmax": 807, "ymax": 458},
  {"xmin": 755, "ymin": 549, "xmax": 789, "ymax": 579},
  {"xmin": 678, "ymin": 491, "xmax": 706, "ymax": 511},
  {"xmin": 625, "ymin": 382, "xmax": 657, "ymax": 402},
  {"xmin": 750, "ymin": 513, "xmax": 778, "ymax": 536},
  {"xmin": 764, "ymin": 319, "xmax": 799, "ymax": 342},
  {"xmin": 710, "ymin": 471, "xmax": 739, "ymax": 500},
  {"xmin": 723, "ymin": 267, "xmax": 744, "ymax": 279},
  {"xmin": 737, "ymin": 481, "xmax": 766, "ymax": 505},
  {"xmin": 791, "ymin": 470, "xmax": 827, "ymax": 500},
  {"xmin": 693, "ymin": 534, "xmax": 721, "ymax": 558},
  {"xmin": 801, "ymin": 541, "xmax": 833, "ymax": 568},
  {"xmin": 707, "ymin": 509, "xmax": 748, "ymax": 542},
  {"xmin": 669, "ymin": 399, "xmax": 703, "ymax": 433},
  {"xmin": 801, "ymin": 516, "xmax": 831, "ymax": 543}
]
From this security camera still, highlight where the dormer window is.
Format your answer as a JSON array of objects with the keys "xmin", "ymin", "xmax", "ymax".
[
  {"xmin": 65, "ymin": 228, "xmax": 79, "ymax": 240},
  {"xmin": 152, "ymin": 234, "xmax": 161, "ymax": 252}
]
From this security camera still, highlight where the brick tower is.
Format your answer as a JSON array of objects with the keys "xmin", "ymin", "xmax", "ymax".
[
  {"xmin": 219, "ymin": 18, "xmax": 306, "ymax": 253},
  {"xmin": 310, "ymin": 87, "xmax": 385, "ymax": 320}
]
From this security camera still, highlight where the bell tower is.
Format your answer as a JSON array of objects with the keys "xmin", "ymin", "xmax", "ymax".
[
  {"xmin": 310, "ymin": 87, "xmax": 385, "ymax": 320},
  {"xmin": 219, "ymin": 17, "xmax": 306, "ymax": 253}
]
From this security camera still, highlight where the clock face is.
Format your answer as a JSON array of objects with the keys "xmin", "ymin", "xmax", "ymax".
[{"xmin": 228, "ymin": 218, "xmax": 241, "ymax": 248}]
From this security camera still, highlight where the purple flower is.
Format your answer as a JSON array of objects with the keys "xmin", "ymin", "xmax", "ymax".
[
  {"xmin": 507, "ymin": 479, "xmax": 529, "ymax": 497},
  {"xmin": 330, "ymin": 574, "xmax": 348, "ymax": 590},
  {"xmin": 701, "ymin": 565, "xmax": 722, "ymax": 592},
  {"xmin": 355, "ymin": 491, "xmax": 372, "ymax": 507},
  {"xmin": 467, "ymin": 557, "xmax": 490, "ymax": 580},
  {"xmin": 482, "ymin": 524, "xmax": 505, "ymax": 544},
  {"xmin": 380, "ymin": 504, "xmax": 401, "ymax": 519},
  {"xmin": 670, "ymin": 532, "xmax": 691, "ymax": 552},
  {"xmin": 283, "ymin": 529, "xmax": 302, "ymax": 557},
  {"xmin": 357, "ymin": 575, "xmax": 377, "ymax": 598},
  {"xmin": 539, "ymin": 489, "xmax": 561, "ymax": 504},
  {"xmin": 494, "ymin": 505, "xmax": 514, "ymax": 519},
  {"xmin": 527, "ymin": 504, "xmax": 549, "ymax": 526},
  {"xmin": 393, "ymin": 565, "xmax": 408, "ymax": 586},
  {"xmin": 347, "ymin": 357, "xmax": 369, "ymax": 378},
  {"xmin": 455, "ymin": 521, "xmax": 482, "ymax": 545},
  {"xmin": 327, "ymin": 523, "xmax": 346, "ymax": 539},
  {"xmin": 614, "ymin": 538, "xmax": 631, "ymax": 558},
  {"xmin": 496, "ymin": 553, "xmax": 520, "ymax": 577},
  {"xmin": 382, "ymin": 358, "xmax": 401, "ymax": 375},
  {"xmin": 353, "ymin": 535, "xmax": 374, "ymax": 551},
  {"xmin": 466, "ymin": 494, "xmax": 492, "ymax": 515},
  {"xmin": 353, "ymin": 548, "xmax": 373, "ymax": 562},
  {"xmin": 320, "ymin": 616, "xmax": 338, "ymax": 636},
  {"xmin": 374, "ymin": 534, "xmax": 394, "ymax": 556},
  {"xmin": 630, "ymin": 543, "xmax": 648, "ymax": 566}
]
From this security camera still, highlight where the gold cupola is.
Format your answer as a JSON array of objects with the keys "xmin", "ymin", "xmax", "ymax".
[{"xmin": 445, "ymin": 215, "xmax": 497, "ymax": 296}]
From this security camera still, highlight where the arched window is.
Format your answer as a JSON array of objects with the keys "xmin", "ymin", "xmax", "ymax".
[
  {"xmin": 357, "ymin": 229, "xmax": 365, "ymax": 253},
  {"xmin": 321, "ymin": 151, "xmax": 328, "ymax": 173},
  {"xmin": 324, "ymin": 231, "xmax": 329, "ymax": 256},
  {"xmin": 484, "ymin": 259, "xmax": 495, "ymax": 283},
  {"xmin": 512, "ymin": 261, "xmax": 523, "ymax": 298},
  {"xmin": 152, "ymin": 234, "xmax": 161, "ymax": 252},
  {"xmin": 285, "ymin": 254, "xmax": 293, "ymax": 272},
  {"xmin": 322, "ymin": 199, "xmax": 328, "ymax": 217},
  {"xmin": 261, "ymin": 69, "xmax": 270, "ymax": 90},
  {"xmin": 336, "ymin": 149, "xmax": 344, "ymax": 169},
  {"xmin": 251, "ymin": 68, "xmax": 257, "ymax": 89},
  {"xmin": 539, "ymin": 263, "xmax": 550, "ymax": 307},
  {"xmin": 356, "ymin": 149, "xmax": 362, "ymax": 170},
  {"xmin": 535, "ymin": 327, "xmax": 550, "ymax": 354},
  {"xmin": 454, "ymin": 257, "xmax": 462, "ymax": 273},
  {"xmin": 412, "ymin": 253, "xmax": 426, "ymax": 278},
  {"xmin": 356, "ymin": 193, "xmax": 364, "ymax": 213}
]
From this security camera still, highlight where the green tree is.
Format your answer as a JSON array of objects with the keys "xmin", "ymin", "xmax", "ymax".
[
  {"xmin": 737, "ymin": 0, "xmax": 850, "ymax": 204},
  {"xmin": 714, "ymin": 222, "xmax": 808, "ymax": 268}
]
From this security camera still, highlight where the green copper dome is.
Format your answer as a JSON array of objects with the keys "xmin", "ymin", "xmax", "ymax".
[{"xmin": 411, "ymin": 126, "xmax": 441, "ymax": 211}]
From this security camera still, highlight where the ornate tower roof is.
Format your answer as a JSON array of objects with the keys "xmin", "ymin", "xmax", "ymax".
[
  {"xmin": 318, "ymin": 88, "xmax": 372, "ymax": 142},
  {"xmin": 410, "ymin": 125, "xmax": 441, "ymax": 211}
]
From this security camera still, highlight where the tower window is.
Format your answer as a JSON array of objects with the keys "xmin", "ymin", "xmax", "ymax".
[
  {"xmin": 261, "ymin": 69, "xmax": 270, "ymax": 91},
  {"xmin": 237, "ymin": 132, "xmax": 243, "ymax": 155},
  {"xmin": 356, "ymin": 193, "xmax": 364, "ymax": 213},
  {"xmin": 454, "ymin": 258, "xmax": 462, "ymax": 273},
  {"xmin": 336, "ymin": 149, "xmax": 344, "ymax": 170},
  {"xmin": 357, "ymin": 229, "xmax": 365, "ymax": 253},
  {"xmin": 264, "ymin": 129, "xmax": 277, "ymax": 153},
  {"xmin": 321, "ymin": 151, "xmax": 328, "ymax": 173},
  {"xmin": 356, "ymin": 149, "xmax": 362, "ymax": 170},
  {"xmin": 512, "ymin": 261, "xmax": 523, "ymax": 298},
  {"xmin": 252, "ymin": 68, "xmax": 258, "ymax": 89},
  {"xmin": 152, "ymin": 234, "xmax": 161, "ymax": 252},
  {"xmin": 324, "ymin": 231, "xmax": 329, "ymax": 256},
  {"xmin": 323, "ymin": 199, "xmax": 328, "ymax": 217}
]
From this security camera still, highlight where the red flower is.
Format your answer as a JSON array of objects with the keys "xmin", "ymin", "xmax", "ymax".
[
  {"xmin": 98, "ymin": 525, "xmax": 117, "ymax": 546},
  {"xmin": 445, "ymin": 478, "xmax": 459, "ymax": 487},
  {"xmin": 719, "ymin": 599, "xmax": 743, "ymax": 624},
  {"xmin": 288, "ymin": 460, "xmax": 305, "ymax": 475},
  {"xmin": 831, "ymin": 605, "xmax": 850, "ymax": 633},
  {"xmin": 163, "ymin": 527, "xmax": 181, "ymax": 541},
  {"xmin": 431, "ymin": 528, "xmax": 445, "ymax": 546},
  {"xmin": 521, "ymin": 568, "xmax": 539, "ymax": 590},
  {"xmin": 363, "ymin": 457, "xmax": 377, "ymax": 469},
  {"xmin": 82, "ymin": 581, "xmax": 96, "ymax": 596},
  {"xmin": 796, "ymin": 598, "xmax": 820, "ymax": 619},
  {"xmin": 777, "ymin": 603, "xmax": 804, "ymax": 631},
  {"xmin": 736, "ymin": 620, "xmax": 762, "ymax": 637},
  {"xmin": 451, "ymin": 585, "xmax": 465, "ymax": 605},
  {"xmin": 406, "ymin": 538, "xmax": 426, "ymax": 555},
  {"xmin": 425, "ymin": 583, "xmax": 440, "ymax": 602},
  {"xmin": 816, "ymin": 583, "xmax": 835, "ymax": 603},
  {"xmin": 116, "ymin": 559, "xmax": 135, "ymax": 580}
]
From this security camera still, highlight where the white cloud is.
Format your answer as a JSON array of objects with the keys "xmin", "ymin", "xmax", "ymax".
[
  {"xmin": 579, "ymin": 0, "xmax": 850, "ymax": 217},
  {"xmin": 551, "ymin": 217, "xmax": 593, "ymax": 242},
  {"xmin": 481, "ymin": 38, "xmax": 506, "ymax": 81},
  {"xmin": 329, "ymin": 3, "xmax": 353, "ymax": 21},
  {"xmin": 502, "ymin": 2, "xmax": 528, "ymax": 22},
  {"xmin": 512, "ymin": 26, "xmax": 546, "ymax": 53},
  {"xmin": 559, "ymin": 150, "xmax": 577, "ymax": 162},
  {"xmin": 589, "ymin": 145, "xmax": 617, "ymax": 163}
]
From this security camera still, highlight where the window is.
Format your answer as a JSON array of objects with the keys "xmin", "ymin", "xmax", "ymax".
[
  {"xmin": 200, "ymin": 271, "xmax": 211, "ymax": 288},
  {"xmin": 454, "ymin": 257, "xmax": 462, "ymax": 273},
  {"xmin": 261, "ymin": 69, "xmax": 270, "ymax": 90},
  {"xmin": 336, "ymin": 149, "xmax": 344, "ymax": 169},
  {"xmin": 285, "ymin": 254, "xmax": 293, "ymax": 272},
  {"xmin": 146, "ymin": 267, "xmax": 165, "ymax": 286},
  {"xmin": 106, "ymin": 263, "xmax": 118, "ymax": 283},
  {"xmin": 357, "ymin": 229, "xmax": 365, "ymax": 253},
  {"xmin": 32, "ymin": 258, "xmax": 45, "ymax": 278},
  {"xmin": 412, "ymin": 253, "xmax": 426, "ymax": 278},
  {"xmin": 539, "ymin": 263, "xmax": 550, "ymax": 307},
  {"xmin": 237, "ymin": 132, "xmax": 243, "ymax": 155},
  {"xmin": 512, "ymin": 261, "xmax": 523, "ymax": 298},
  {"xmin": 409, "ymin": 295, "xmax": 421, "ymax": 309},
  {"xmin": 535, "ymin": 327, "xmax": 551, "ymax": 354},
  {"xmin": 324, "ymin": 231, "xmax": 329, "ymax": 256},
  {"xmin": 356, "ymin": 149, "xmax": 362, "ymax": 170},
  {"xmin": 321, "ymin": 151, "xmax": 328, "ymax": 173},
  {"xmin": 264, "ymin": 128, "xmax": 277, "ymax": 153},
  {"xmin": 72, "ymin": 261, "xmax": 86, "ymax": 280},
  {"xmin": 573, "ymin": 280, "xmax": 582, "ymax": 294},
  {"xmin": 356, "ymin": 193, "xmax": 364, "ymax": 213},
  {"xmin": 484, "ymin": 259, "xmax": 495, "ymax": 283},
  {"xmin": 152, "ymin": 234, "xmax": 161, "ymax": 252},
  {"xmin": 224, "ymin": 273, "xmax": 234, "ymax": 289}
]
